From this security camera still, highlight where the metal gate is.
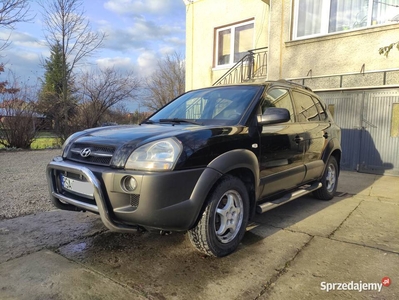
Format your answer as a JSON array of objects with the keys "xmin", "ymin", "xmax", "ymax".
[{"xmin": 317, "ymin": 89, "xmax": 399, "ymax": 176}]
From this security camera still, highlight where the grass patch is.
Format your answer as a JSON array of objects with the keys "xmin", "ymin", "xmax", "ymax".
[
  {"xmin": 30, "ymin": 137, "xmax": 62, "ymax": 149},
  {"xmin": 0, "ymin": 136, "xmax": 62, "ymax": 150}
]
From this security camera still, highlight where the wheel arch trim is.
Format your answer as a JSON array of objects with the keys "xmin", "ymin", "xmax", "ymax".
[
  {"xmin": 321, "ymin": 138, "xmax": 342, "ymax": 171},
  {"xmin": 188, "ymin": 149, "xmax": 259, "ymax": 228}
]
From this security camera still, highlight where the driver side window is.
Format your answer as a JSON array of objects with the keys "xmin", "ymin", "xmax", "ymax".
[{"xmin": 261, "ymin": 88, "xmax": 295, "ymax": 122}]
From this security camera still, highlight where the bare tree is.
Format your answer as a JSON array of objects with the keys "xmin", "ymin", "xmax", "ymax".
[
  {"xmin": 0, "ymin": 68, "xmax": 40, "ymax": 149},
  {"xmin": 40, "ymin": 0, "xmax": 105, "ymax": 74},
  {"xmin": 0, "ymin": 0, "xmax": 32, "ymax": 51},
  {"xmin": 0, "ymin": 63, "xmax": 18, "ymax": 94},
  {"xmin": 143, "ymin": 52, "xmax": 185, "ymax": 111},
  {"xmin": 38, "ymin": 0, "xmax": 105, "ymax": 138},
  {"xmin": 75, "ymin": 67, "xmax": 140, "ymax": 128},
  {"xmin": 0, "ymin": 0, "xmax": 31, "ymax": 28}
]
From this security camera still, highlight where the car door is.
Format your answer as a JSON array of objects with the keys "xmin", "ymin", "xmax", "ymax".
[
  {"xmin": 258, "ymin": 88, "xmax": 307, "ymax": 198},
  {"xmin": 291, "ymin": 90, "xmax": 328, "ymax": 182}
]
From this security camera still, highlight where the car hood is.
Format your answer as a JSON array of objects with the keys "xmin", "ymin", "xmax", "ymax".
[
  {"xmin": 65, "ymin": 124, "xmax": 245, "ymax": 168},
  {"xmin": 74, "ymin": 124, "xmax": 190, "ymax": 145}
]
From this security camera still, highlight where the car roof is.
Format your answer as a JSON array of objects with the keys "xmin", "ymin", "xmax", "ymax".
[
  {"xmin": 187, "ymin": 80, "xmax": 315, "ymax": 100},
  {"xmin": 214, "ymin": 79, "xmax": 313, "ymax": 93}
]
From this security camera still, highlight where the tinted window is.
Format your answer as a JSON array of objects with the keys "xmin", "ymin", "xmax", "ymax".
[
  {"xmin": 313, "ymin": 97, "xmax": 327, "ymax": 120},
  {"xmin": 262, "ymin": 88, "xmax": 295, "ymax": 122},
  {"xmin": 292, "ymin": 91, "xmax": 320, "ymax": 122},
  {"xmin": 149, "ymin": 85, "xmax": 263, "ymax": 125},
  {"xmin": 328, "ymin": 104, "xmax": 335, "ymax": 117}
]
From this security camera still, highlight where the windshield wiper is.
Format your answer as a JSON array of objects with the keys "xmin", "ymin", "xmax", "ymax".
[
  {"xmin": 140, "ymin": 119, "xmax": 157, "ymax": 125},
  {"xmin": 159, "ymin": 118, "xmax": 202, "ymax": 125}
]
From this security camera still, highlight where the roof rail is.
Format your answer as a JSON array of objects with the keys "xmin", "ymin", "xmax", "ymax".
[{"xmin": 275, "ymin": 79, "xmax": 313, "ymax": 92}]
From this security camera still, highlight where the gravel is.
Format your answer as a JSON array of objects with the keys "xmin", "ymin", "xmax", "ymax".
[{"xmin": 0, "ymin": 149, "xmax": 62, "ymax": 220}]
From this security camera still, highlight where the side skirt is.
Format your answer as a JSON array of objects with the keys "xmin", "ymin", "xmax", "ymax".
[{"xmin": 256, "ymin": 182, "xmax": 322, "ymax": 214}]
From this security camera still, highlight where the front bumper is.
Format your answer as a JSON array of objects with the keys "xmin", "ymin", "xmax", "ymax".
[{"xmin": 46, "ymin": 158, "xmax": 220, "ymax": 232}]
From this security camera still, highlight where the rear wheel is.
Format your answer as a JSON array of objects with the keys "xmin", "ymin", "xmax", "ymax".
[
  {"xmin": 313, "ymin": 156, "xmax": 338, "ymax": 200},
  {"xmin": 188, "ymin": 175, "xmax": 249, "ymax": 257}
]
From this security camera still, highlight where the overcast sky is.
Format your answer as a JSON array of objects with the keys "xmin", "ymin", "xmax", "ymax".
[{"xmin": 0, "ymin": 0, "xmax": 187, "ymax": 92}]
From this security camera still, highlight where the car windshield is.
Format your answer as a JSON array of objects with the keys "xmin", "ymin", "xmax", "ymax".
[{"xmin": 148, "ymin": 85, "xmax": 263, "ymax": 125}]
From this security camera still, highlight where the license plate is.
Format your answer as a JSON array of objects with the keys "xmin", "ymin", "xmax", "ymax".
[{"xmin": 60, "ymin": 174, "xmax": 94, "ymax": 197}]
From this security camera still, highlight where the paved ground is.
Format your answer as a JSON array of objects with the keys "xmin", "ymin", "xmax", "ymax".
[
  {"xmin": 0, "ymin": 150, "xmax": 61, "ymax": 219},
  {"xmin": 0, "ymin": 170, "xmax": 398, "ymax": 299}
]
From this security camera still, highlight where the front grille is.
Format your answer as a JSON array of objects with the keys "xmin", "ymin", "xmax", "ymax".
[
  {"xmin": 68, "ymin": 143, "xmax": 115, "ymax": 166},
  {"xmin": 130, "ymin": 194, "xmax": 140, "ymax": 210}
]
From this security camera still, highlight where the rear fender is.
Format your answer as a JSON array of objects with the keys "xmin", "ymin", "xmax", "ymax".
[{"xmin": 321, "ymin": 137, "xmax": 342, "ymax": 174}]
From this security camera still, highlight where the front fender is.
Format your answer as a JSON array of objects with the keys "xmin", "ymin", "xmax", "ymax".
[
  {"xmin": 188, "ymin": 149, "xmax": 260, "ymax": 228},
  {"xmin": 208, "ymin": 149, "xmax": 259, "ymax": 181}
]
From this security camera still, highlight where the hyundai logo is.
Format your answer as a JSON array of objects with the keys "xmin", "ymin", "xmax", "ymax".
[{"xmin": 80, "ymin": 148, "xmax": 92, "ymax": 158}]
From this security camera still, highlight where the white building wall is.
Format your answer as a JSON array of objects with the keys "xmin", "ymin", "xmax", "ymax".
[
  {"xmin": 268, "ymin": 0, "xmax": 399, "ymax": 85},
  {"xmin": 185, "ymin": 0, "xmax": 269, "ymax": 90}
]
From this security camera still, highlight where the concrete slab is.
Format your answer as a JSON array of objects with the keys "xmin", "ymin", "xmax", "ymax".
[
  {"xmin": 0, "ymin": 170, "xmax": 398, "ymax": 299},
  {"xmin": 369, "ymin": 175, "xmax": 399, "ymax": 199},
  {"xmin": 0, "ymin": 250, "xmax": 146, "ymax": 300},
  {"xmin": 338, "ymin": 171, "xmax": 378, "ymax": 196},
  {"xmin": 58, "ymin": 227, "xmax": 311, "ymax": 299},
  {"xmin": 0, "ymin": 210, "xmax": 106, "ymax": 263},
  {"xmin": 332, "ymin": 198, "xmax": 399, "ymax": 253},
  {"xmin": 259, "ymin": 237, "xmax": 399, "ymax": 300},
  {"xmin": 252, "ymin": 194, "xmax": 360, "ymax": 237}
]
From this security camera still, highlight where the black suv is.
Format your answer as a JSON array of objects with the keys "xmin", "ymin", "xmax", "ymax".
[{"xmin": 47, "ymin": 80, "xmax": 341, "ymax": 257}]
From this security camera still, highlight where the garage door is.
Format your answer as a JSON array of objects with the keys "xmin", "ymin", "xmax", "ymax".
[{"xmin": 317, "ymin": 89, "xmax": 399, "ymax": 176}]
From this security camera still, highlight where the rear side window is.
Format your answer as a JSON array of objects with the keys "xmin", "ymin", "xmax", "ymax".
[
  {"xmin": 262, "ymin": 88, "xmax": 295, "ymax": 122},
  {"xmin": 292, "ymin": 91, "xmax": 320, "ymax": 122},
  {"xmin": 313, "ymin": 97, "xmax": 328, "ymax": 120}
]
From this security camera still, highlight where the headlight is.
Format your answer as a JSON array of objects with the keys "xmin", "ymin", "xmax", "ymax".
[{"xmin": 125, "ymin": 138, "xmax": 183, "ymax": 171}]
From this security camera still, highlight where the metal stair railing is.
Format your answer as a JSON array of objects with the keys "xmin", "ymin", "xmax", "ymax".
[{"xmin": 213, "ymin": 47, "xmax": 268, "ymax": 86}]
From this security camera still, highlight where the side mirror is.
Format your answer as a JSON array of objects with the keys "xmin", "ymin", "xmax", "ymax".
[{"xmin": 257, "ymin": 107, "xmax": 290, "ymax": 125}]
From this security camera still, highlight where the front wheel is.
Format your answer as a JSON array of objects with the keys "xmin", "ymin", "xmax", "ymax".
[
  {"xmin": 188, "ymin": 175, "xmax": 249, "ymax": 257},
  {"xmin": 313, "ymin": 156, "xmax": 339, "ymax": 200}
]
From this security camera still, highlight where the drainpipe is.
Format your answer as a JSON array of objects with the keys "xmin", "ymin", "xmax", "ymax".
[
  {"xmin": 279, "ymin": 0, "xmax": 284, "ymax": 79},
  {"xmin": 186, "ymin": 1, "xmax": 195, "ymax": 91},
  {"xmin": 190, "ymin": 3, "xmax": 194, "ymax": 90}
]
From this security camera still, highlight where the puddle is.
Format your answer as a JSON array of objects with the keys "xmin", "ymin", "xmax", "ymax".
[{"xmin": 69, "ymin": 242, "xmax": 87, "ymax": 253}]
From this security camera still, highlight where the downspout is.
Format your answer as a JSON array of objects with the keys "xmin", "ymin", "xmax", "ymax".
[
  {"xmin": 266, "ymin": 0, "xmax": 271, "ymax": 80},
  {"xmin": 279, "ymin": 0, "xmax": 284, "ymax": 79},
  {"xmin": 191, "ymin": 3, "xmax": 194, "ymax": 90},
  {"xmin": 183, "ymin": 0, "xmax": 195, "ymax": 91}
]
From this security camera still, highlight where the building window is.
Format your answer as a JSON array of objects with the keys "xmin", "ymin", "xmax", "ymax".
[
  {"xmin": 215, "ymin": 20, "xmax": 254, "ymax": 67},
  {"xmin": 293, "ymin": 0, "xmax": 399, "ymax": 39}
]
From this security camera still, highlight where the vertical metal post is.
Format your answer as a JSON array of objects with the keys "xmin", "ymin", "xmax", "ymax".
[{"xmin": 247, "ymin": 51, "xmax": 254, "ymax": 81}]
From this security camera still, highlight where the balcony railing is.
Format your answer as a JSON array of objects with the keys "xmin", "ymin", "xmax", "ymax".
[{"xmin": 213, "ymin": 47, "xmax": 268, "ymax": 86}]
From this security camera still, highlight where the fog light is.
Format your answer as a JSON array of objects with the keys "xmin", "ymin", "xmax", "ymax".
[{"xmin": 121, "ymin": 176, "xmax": 137, "ymax": 192}]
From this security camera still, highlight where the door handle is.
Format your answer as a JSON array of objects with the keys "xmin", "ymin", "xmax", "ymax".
[
  {"xmin": 294, "ymin": 135, "xmax": 303, "ymax": 143},
  {"xmin": 323, "ymin": 132, "xmax": 329, "ymax": 139}
]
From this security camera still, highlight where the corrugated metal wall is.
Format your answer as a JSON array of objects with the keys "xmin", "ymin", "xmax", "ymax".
[{"xmin": 317, "ymin": 89, "xmax": 399, "ymax": 176}]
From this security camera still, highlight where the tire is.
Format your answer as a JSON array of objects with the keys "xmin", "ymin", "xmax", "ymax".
[
  {"xmin": 313, "ymin": 156, "xmax": 339, "ymax": 201},
  {"xmin": 188, "ymin": 175, "xmax": 249, "ymax": 257}
]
